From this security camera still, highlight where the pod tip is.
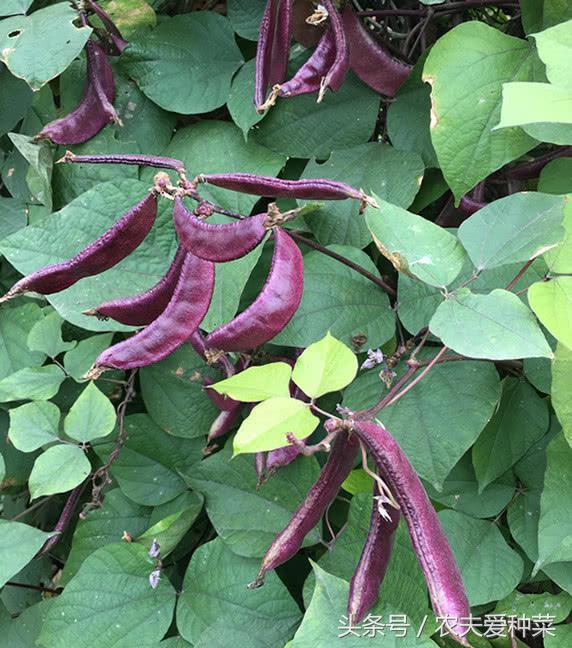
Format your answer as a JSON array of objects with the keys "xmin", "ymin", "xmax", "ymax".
[
  {"xmin": 83, "ymin": 364, "xmax": 107, "ymax": 381},
  {"xmin": 56, "ymin": 150, "xmax": 76, "ymax": 165},
  {"xmin": 247, "ymin": 574, "xmax": 265, "ymax": 589}
]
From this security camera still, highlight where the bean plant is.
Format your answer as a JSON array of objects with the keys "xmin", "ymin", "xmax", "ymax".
[{"xmin": 0, "ymin": 1, "xmax": 570, "ymax": 647}]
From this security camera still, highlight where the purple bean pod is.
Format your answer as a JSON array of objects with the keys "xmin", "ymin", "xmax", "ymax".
[
  {"xmin": 254, "ymin": 0, "xmax": 293, "ymax": 111},
  {"xmin": 206, "ymin": 228, "xmax": 303, "ymax": 352},
  {"xmin": 83, "ymin": 245, "xmax": 186, "ymax": 326},
  {"xmin": 266, "ymin": 443, "xmax": 304, "ymax": 474},
  {"xmin": 458, "ymin": 195, "xmax": 486, "ymax": 216},
  {"xmin": 173, "ymin": 197, "xmax": 269, "ymax": 262},
  {"xmin": 342, "ymin": 6, "xmax": 411, "ymax": 97},
  {"xmin": 316, "ymin": 0, "xmax": 349, "ymax": 102},
  {"xmin": 503, "ymin": 145, "xmax": 572, "ymax": 180},
  {"xmin": 57, "ymin": 151, "xmax": 187, "ymax": 175},
  {"xmin": 250, "ymin": 430, "xmax": 358, "ymax": 587},
  {"xmin": 86, "ymin": 251, "xmax": 215, "ymax": 377},
  {"xmin": 348, "ymin": 487, "xmax": 401, "ymax": 622},
  {"xmin": 35, "ymin": 40, "xmax": 116, "ymax": 145},
  {"xmin": 86, "ymin": 0, "xmax": 129, "ymax": 54},
  {"xmin": 195, "ymin": 172, "xmax": 374, "ymax": 206},
  {"xmin": 203, "ymin": 376, "xmax": 241, "ymax": 412},
  {"xmin": 336, "ymin": 419, "xmax": 470, "ymax": 647},
  {"xmin": 0, "ymin": 192, "xmax": 158, "ymax": 304},
  {"xmin": 207, "ymin": 406, "xmax": 241, "ymax": 443}
]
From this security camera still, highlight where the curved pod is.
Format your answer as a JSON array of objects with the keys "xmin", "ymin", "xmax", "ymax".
[{"xmin": 206, "ymin": 228, "xmax": 303, "ymax": 352}]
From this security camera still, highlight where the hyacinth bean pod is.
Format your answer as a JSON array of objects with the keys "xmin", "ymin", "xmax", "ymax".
[
  {"xmin": 458, "ymin": 195, "xmax": 486, "ymax": 216},
  {"xmin": 87, "ymin": 0, "xmax": 129, "ymax": 54},
  {"xmin": 341, "ymin": 419, "xmax": 470, "ymax": 647},
  {"xmin": 58, "ymin": 151, "xmax": 187, "ymax": 175},
  {"xmin": 316, "ymin": 0, "xmax": 349, "ymax": 102},
  {"xmin": 87, "ymin": 251, "xmax": 215, "ymax": 376},
  {"xmin": 348, "ymin": 490, "xmax": 400, "ymax": 622},
  {"xmin": 84, "ymin": 246, "xmax": 187, "ymax": 326},
  {"xmin": 207, "ymin": 407, "xmax": 241, "ymax": 443},
  {"xmin": 173, "ymin": 197, "xmax": 268, "ymax": 262},
  {"xmin": 255, "ymin": 0, "xmax": 293, "ymax": 111},
  {"xmin": 206, "ymin": 228, "xmax": 303, "ymax": 352},
  {"xmin": 0, "ymin": 193, "xmax": 158, "ymax": 304},
  {"xmin": 36, "ymin": 40, "xmax": 116, "ymax": 145},
  {"xmin": 250, "ymin": 431, "xmax": 358, "ymax": 587},
  {"xmin": 265, "ymin": 443, "xmax": 304, "ymax": 474},
  {"xmin": 342, "ymin": 6, "xmax": 411, "ymax": 97}
]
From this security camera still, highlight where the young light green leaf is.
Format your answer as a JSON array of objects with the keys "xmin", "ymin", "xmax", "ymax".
[
  {"xmin": 8, "ymin": 401, "xmax": 60, "ymax": 452},
  {"xmin": 63, "ymin": 333, "xmax": 114, "ymax": 382},
  {"xmin": 0, "ymin": 365, "xmax": 66, "ymax": 402},
  {"xmin": 340, "ymin": 469, "xmax": 374, "ymax": 495},
  {"xmin": 0, "ymin": 520, "xmax": 54, "ymax": 588},
  {"xmin": 457, "ymin": 192, "xmax": 566, "ymax": 270},
  {"xmin": 27, "ymin": 309, "xmax": 76, "ymax": 358},
  {"xmin": 64, "ymin": 382, "xmax": 117, "ymax": 443},
  {"xmin": 0, "ymin": 303, "xmax": 46, "ymax": 380},
  {"xmin": 532, "ymin": 20, "xmax": 572, "ymax": 89},
  {"xmin": 430, "ymin": 288, "xmax": 553, "ymax": 360},
  {"xmin": 292, "ymin": 332, "xmax": 358, "ymax": 399},
  {"xmin": 543, "ymin": 196, "xmax": 572, "ymax": 274},
  {"xmin": 553, "ymin": 343, "xmax": 572, "ymax": 447},
  {"xmin": 29, "ymin": 445, "xmax": 90, "ymax": 500},
  {"xmin": 497, "ymin": 82, "xmax": 572, "ymax": 129},
  {"xmin": 365, "ymin": 195, "xmax": 466, "ymax": 287},
  {"xmin": 528, "ymin": 277, "xmax": 572, "ymax": 349},
  {"xmin": 234, "ymin": 397, "xmax": 319, "ymax": 455},
  {"xmin": 210, "ymin": 362, "xmax": 292, "ymax": 402}
]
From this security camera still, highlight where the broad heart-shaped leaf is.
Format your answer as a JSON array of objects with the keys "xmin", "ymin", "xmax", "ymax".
[
  {"xmin": 0, "ymin": 598, "xmax": 52, "ymax": 647},
  {"xmin": 494, "ymin": 590, "xmax": 572, "ymax": 624},
  {"xmin": 233, "ymin": 397, "xmax": 319, "ymax": 455},
  {"xmin": 438, "ymin": 510, "xmax": 523, "ymax": 606},
  {"xmin": 226, "ymin": 0, "xmax": 266, "ymax": 40},
  {"xmin": 272, "ymin": 245, "xmax": 395, "ymax": 348},
  {"xmin": 227, "ymin": 59, "xmax": 265, "ymax": 138},
  {"xmin": 553, "ymin": 344, "xmax": 572, "ymax": 446},
  {"xmin": 0, "ymin": 197, "xmax": 27, "ymax": 240},
  {"xmin": 39, "ymin": 543, "xmax": 176, "ymax": 648},
  {"xmin": 211, "ymin": 362, "xmax": 292, "ymax": 402},
  {"xmin": 528, "ymin": 277, "xmax": 572, "ymax": 349},
  {"xmin": 62, "ymin": 489, "xmax": 153, "ymax": 585},
  {"xmin": 300, "ymin": 143, "xmax": 424, "ymax": 248},
  {"xmin": 543, "ymin": 193, "xmax": 572, "ymax": 274},
  {"xmin": 472, "ymin": 378, "xmax": 549, "ymax": 491},
  {"xmin": 366, "ymin": 197, "xmax": 466, "ymax": 287},
  {"xmin": 523, "ymin": 121, "xmax": 572, "ymax": 146},
  {"xmin": 120, "ymin": 12, "xmax": 243, "ymax": 114},
  {"xmin": 0, "ymin": 65, "xmax": 32, "ymax": 138},
  {"xmin": 0, "ymin": 521, "xmax": 54, "ymax": 587},
  {"xmin": 292, "ymin": 333, "xmax": 358, "ymax": 399},
  {"xmin": 295, "ymin": 563, "xmax": 437, "ymax": 648},
  {"xmin": 0, "ymin": 303, "xmax": 46, "ymax": 380},
  {"xmin": 0, "ymin": 365, "xmax": 65, "ymax": 402},
  {"xmin": 0, "ymin": 179, "xmax": 178, "ymax": 332},
  {"xmin": 0, "ymin": 3, "xmax": 91, "ymax": 90},
  {"xmin": 0, "ymin": 1, "xmax": 33, "ymax": 17},
  {"xmin": 533, "ymin": 19, "xmax": 572, "ymax": 89},
  {"xmin": 546, "ymin": 625, "xmax": 572, "ymax": 648},
  {"xmin": 497, "ymin": 82, "xmax": 572, "ymax": 129},
  {"xmin": 184, "ymin": 444, "xmax": 321, "ymax": 557},
  {"xmin": 29, "ymin": 445, "xmax": 90, "ymax": 500},
  {"xmin": 8, "ymin": 133, "xmax": 52, "ymax": 210},
  {"xmin": 98, "ymin": 0, "xmax": 156, "ymax": 37},
  {"xmin": 64, "ymin": 382, "xmax": 117, "ymax": 443},
  {"xmin": 457, "ymin": 192, "xmax": 566, "ymax": 270},
  {"xmin": 536, "ymin": 433, "xmax": 572, "ymax": 571},
  {"xmin": 254, "ymin": 72, "xmax": 380, "ymax": 159},
  {"xmin": 430, "ymin": 288, "xmax": 552, "ymax": 360},
  {"xmin": 177, "ymin": 538, "xmax": 301, "ymax": 647},
  {"xmin": 423, "ymin": 21, "xmax": 537, "ymax": 202},
  {"xmin": 343, "ymin": 359, "xmax": 501, "ymax": 490},
  {"xmin": 94, "ymin": 414, "xmax": 204, "ymax": 506},
  {"xmin": 63, "ymin": 334, "xmax": 114, "ymax": 382},
  {"xmin": 8, "ymin": 401, "xmax": 60, "ymax": 452},
  {"xmin": 27, "ymin": 309, "xmax": 75, "ymax": 358}
]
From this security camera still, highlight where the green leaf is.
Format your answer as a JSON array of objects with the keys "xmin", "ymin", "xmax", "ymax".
[
  {"xmin": 0, "ymin": 520, "xmax": 54, "ymax": 587},
  {"xmin": 553, "ymin": 343, "xmax": 572, "ymax": 446},
  {"xmin": 366, "ymin": 197, "xmax": 466, "ymax": 287},
  {"xmin": 226, "ymin": 0, "xmax": 266, "ymax": 40},
  {"xmin": 457, "ymin": 192, "xmax": 566, "ymax": 270},
  {"xmin": 184, "ymin": 444, "xmax": 321, "ymax": 557},
  {"xmin": 0, "ymin": 197, "xmax": 27, "ymax": 241},
  {"xmin": 397, "ymin": 274, "xmax": 444, "ymax": 334},
  {"xmin": 63, "ymin": 334, "xmax": 114, "ymax": 382},
  {"xmin": 341, "ymin": 469, "xmax": 374, "ymax": 495},
  {"xmin": 29, "ymin": 445, "xmax": 90, "ymax": 500},
  {"xmin": 423, "ymin": 22, "xmax": 537, "ymax": 201},
  {"xmin": 0, "ymin": 3, "xmax": 91, "ymax": 90},
  {"xmin": 0, "ymin": 64, "xmax": 32, "ymax": 137},
  {"xmin": 430, "ymin": 288, "xmax": 552, "ymax": 360},
  {"xmin": 254, "ymin": 72, "xmax": 380, "ymax": 159},
  {"xmin": 177, "ymin": 538, "xmax": 301, "ymax": 646},
  {"xmin": 0, "ymin": 304, "xmax": 46, "ymax": 380},
  {"xmin": 211, "ymin": 362, "xmax": 292, "ymax": 402},
  {"xmin": 99, "ymin": 0, "xmax": 156, "ymax": 37},
  {"xmin": 62, "ymin": 489, "xmax": 153, "ymax": 585},
  {"xmin": 497, "ymin": 82, "xmax": 572, "ymax": 129},
  {"xmin": 64, "ymin": 382, "xmax": 117, "ymax": 443},
  {"xmin": 522, "ymin": 121, "xmax": 572, "ymax": 146},
  {"xmin": 27, "ymin": 309, "xmax": 75, "ymax": 358},
  {"xmin": 438, "ymin": 510, "xmax": 523, "ymax": 606},
  {"xmin": 292, "ymin": 332, "xmax": 357, "ymax": 399},
  {"xmin": 0, "ymin": 365, "xmax": 66, "ymax": 402},
  {"xmin": 272, "ymin": 245, "xmax": 394, "ymax": 348},
  {"xmin": 536, "ymin": 433, "xmax": 572, "ymax": 570},
  {"xmin": 234, "ymin": 397, "xmax": 319, "ymax": 455},
  {"xmin": 39, "ymin": 543, "xmax": 176, "ymax": 648},
  {"xmin": 120, "ymin": 12, "xmax": 243, "ymax": 114},
  {"xmin": 546, "ymin": 625, "xmax": 572, "ymax": 648},
  {"xmin": 8, "ymin": 401, "xmax": 60, "ymax": 452},
  {"xmin": 344, "ymin": 359, "xmax": 501, "ymax": 489},
  {"xmin": 0, "ymin": 1, "xmax": 33, "ymax": 17},
  {"xmin": 528, "ymin": 277, "xmax": 572, "ymax": 349},
  {"xmin": 227, "ymin": 59, "xmax": 265, "ymax": 138},
  {"xmin": 472, "ymin": 378, "xmax": 549, "ymax": 491},
  {"xmin": 543, "ymin": 194, "xmax": 572, "ymax": 273},
  {"xmin": 0, "ymin": 599, "xmax": 52, "ymax": 647},
  {"xmin": 300, "ymin": 143, "xmax": 424, "ymax": 248},
  {"xmin": 494, "ymin": 590, "xmax": 572, "ymax": 624},
  {"xmin": 95, "ymin": 414, "xmax": 204, "ymax": 505},
  {"xmin": 7, "ymin": 133, "xmax": 52, "ymax": 210},
  {"xmin": 533, "ymin": 20, "xmax": 572, "ymax": 89}
]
